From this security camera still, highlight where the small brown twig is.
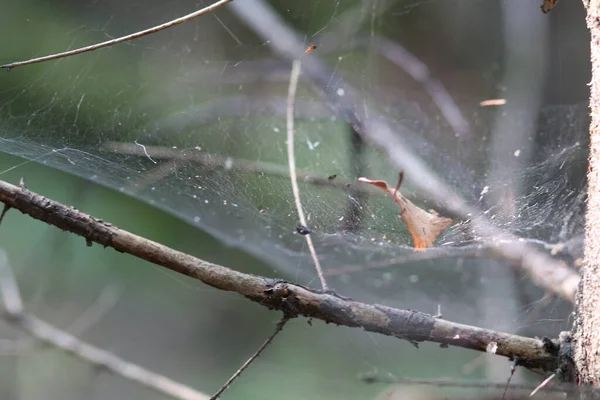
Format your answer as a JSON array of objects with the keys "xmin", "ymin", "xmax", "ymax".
[
  {"xmin": 0, "ymin": 0, "xmax": 233, "ymax": 70},
  {"xmin": 0, "ymin": 250, "xmax": 208, "ymax": 400},
  {"xmin": 209, "ymin": 316, "xmax": 290, "ymax": 399},
  {"xmin": 530, "ymin": 373, "xmax": 556, "ymax": 397},
  {"xmin": 286, "ymin": 59, "xmax": 328, "ymax": 290},
  {"xmin": 502, "ymin": 359, "xmax": 518, "ymax": 399},
  {"xmin": 393, "ymin": 171, "xmax": 404, "ymax": 199},
  {"xmin": 0, "ymin": 178, "xmax": 561, "ymax": 371}
]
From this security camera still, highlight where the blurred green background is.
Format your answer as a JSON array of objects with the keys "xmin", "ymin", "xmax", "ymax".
[{"xmin": 0, "ymin": 0, "xmax": 591, "ymax": 399}]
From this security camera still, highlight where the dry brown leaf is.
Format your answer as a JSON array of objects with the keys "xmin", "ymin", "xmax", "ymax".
[{"xmin": 358, "ymin": 177, "xmax": 452, "ymax": 251}]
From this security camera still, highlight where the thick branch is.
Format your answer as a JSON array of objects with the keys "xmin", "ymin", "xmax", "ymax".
[
  {"xmin": 575, "ymin": 0, "xmax": 600, "ymax": 386},
  {"xmin": 0, "ymin": 179, "xmax": 559, "ymax": 371}
]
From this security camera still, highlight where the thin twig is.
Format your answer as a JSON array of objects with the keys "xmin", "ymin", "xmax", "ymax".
[
  {"xmin": 502, "ymin": 359, "xmax": 518, "ymax": 399},
  {"xmin": 209, "ymin": 316, "xmax": 289, "ymax": 400},
  {"xmin": 530, "ymin": 373, "xmax": 556, "ymax": 397},
  {"xmin": 0, "ymin": 178, "xmax": 561, "ymax": 371},
  {"xmin": 0, "ymin": 0, "xmax": 233, "ymax": 70},
  {"xmin": 0, "ymin": 250, "xmax": 208, "ymax": 400},
  {"xmin": 0, "ymin": 204, "xmax": 10, "ymax": 225},
  {"xmin": 286, "ymin": 59, "xmax": 328, "ymax": 290}
]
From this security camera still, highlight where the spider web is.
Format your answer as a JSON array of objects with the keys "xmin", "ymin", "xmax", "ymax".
[{"xmin": 0, "ymin": 0, "xmax": 588, "ymax": 380}]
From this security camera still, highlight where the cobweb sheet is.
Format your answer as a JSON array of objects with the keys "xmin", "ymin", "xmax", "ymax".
[{"xmin": 0, "ymin": 0, "xmax": 588, "ymax": 334}]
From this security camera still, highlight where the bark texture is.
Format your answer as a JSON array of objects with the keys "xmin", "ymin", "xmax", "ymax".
[{"xmin": 575, "ymin": 0, "xmax": 600, "ymax": 387}]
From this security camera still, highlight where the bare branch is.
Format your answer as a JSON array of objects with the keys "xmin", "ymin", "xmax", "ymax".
[
  {"xmin": 0, "ymin": 179, "xmax": 560, "ymax": 371},
  {"xmin": 228, "ymin": 0, "xmax": 581, "ymax": 303},
  {"xmin": 8, "ymin": 314, "xmax": 210, "ymax": 400},
  {"xmin": 0, "ymin": 249, "xmax": 208, "ymax": 400},
  {"xmin": 0, "ymin": 0, "xmax": 233, "ymax": 70},
  {"xmin": 210, "ymin": 316, "xmax": 289, "ymax": 400},
  {"xmin": 286, "ymin": 59, "xmax": 328, "ymax": 290}
]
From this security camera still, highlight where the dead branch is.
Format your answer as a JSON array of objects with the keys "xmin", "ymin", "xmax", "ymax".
[
  {"xmin": 0, "ymin": 249, "xmax": 208, "ymax": 400},
  {"xmin": 0, "ymin": 0, "xmax": 233, "ymax": 70},
  {"xmin": 0, "ymin": 178, "xmax": 560, "ymax": 372},
  {"xmin": 228, "ymin": 0, "xmax": 581, "ymax": 303}
]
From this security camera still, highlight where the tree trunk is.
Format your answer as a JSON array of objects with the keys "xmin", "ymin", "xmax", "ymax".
[{"xmin": 575, "ymin": 0, "xmax": 600, "ymax": 388}]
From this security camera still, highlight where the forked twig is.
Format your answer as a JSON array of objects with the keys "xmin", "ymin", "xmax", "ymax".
[
  {"xmin": 286, "ymin": 59, "xmax": 328, "ymax": 290},
  {"xmin": 0, "ymin": 0, "xmax": 233, "ymax": 70},
  {"xmin": 209, "ymin": 316, "xmax": 289, "ymax": 399},
  {"xmin": 0, "ymin": 250, "xmax": 208, "ymax": 400}
]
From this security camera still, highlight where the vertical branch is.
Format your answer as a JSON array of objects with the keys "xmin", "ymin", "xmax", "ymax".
[
  {"xmin": 286, "ymin": 60, "xmax": 328, "ymax": 290},
  {"xmin": 342, "ymin": 126, "xmax": 367, "ymax": 233},
  {"xmin": 574, "ymin": 0, "xmax": 600, "ymax": 386},
  {"xmin": 481, "ymin": 1, "xmax": 550, "ymax": 384}
]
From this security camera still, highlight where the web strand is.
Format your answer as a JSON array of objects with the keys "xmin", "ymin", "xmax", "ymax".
[{"xmin": 286, "ymin": 59, "xmax": 328, "ymax": 290}]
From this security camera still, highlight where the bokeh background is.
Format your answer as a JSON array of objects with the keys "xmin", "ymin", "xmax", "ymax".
[{"xmin": 0, "ymin": 0, "xmax": 591, "ymax": 399}]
